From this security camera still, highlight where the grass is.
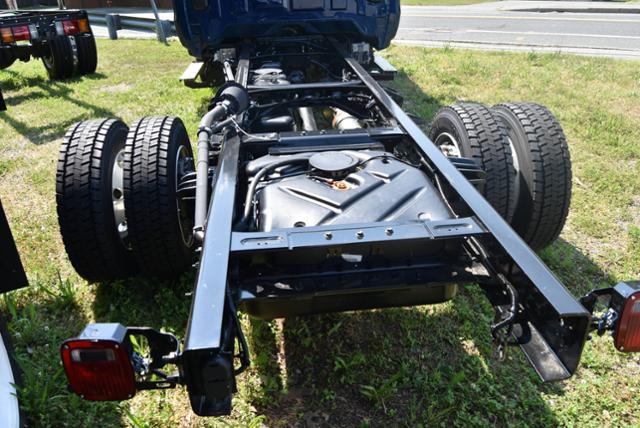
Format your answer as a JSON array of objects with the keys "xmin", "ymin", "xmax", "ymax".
[{"xmin": 1, "ymin": 39, "xmax": 640, "ymax": 427}]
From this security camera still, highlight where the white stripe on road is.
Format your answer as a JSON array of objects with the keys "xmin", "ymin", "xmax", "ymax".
[
  {"xmin": 401, "ymin": 13, "xmax": 640, "ymax": 23},
  {"xmin": 399, "ymin": 28, "xmax": 640, "ymax": 40},
  {"xmin": 467, "ymin": 29, "xmax": 640, "ymax": 40}
]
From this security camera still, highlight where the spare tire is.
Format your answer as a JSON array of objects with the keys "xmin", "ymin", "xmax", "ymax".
[
  {"xmin": 429, "ymin": 103, "xmax": 516, "ymax": 222},
  {"xmin": 492, "ymin": 103, "xmax": 571, "ymax": 250}
]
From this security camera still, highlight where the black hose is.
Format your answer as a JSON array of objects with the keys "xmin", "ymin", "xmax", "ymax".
[
  {"xmin": 237, "ymin": 158, "xmax": 310, "ymax": 229},
  {"xmin": 194, "ymin": 105, "xmax": 228, "ymax": 241}
]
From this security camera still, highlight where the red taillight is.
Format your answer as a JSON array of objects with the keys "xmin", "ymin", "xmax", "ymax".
[
  {"xmin": 615, "ymin": 291, "xmax": 640, "ymax": 352},
  {"xmin": 11, "ymin": 25, "xmax": 30, "ymax": 41},
  {"xmin": 61, "ymin": 339, "xmax": 136, "ymax": 400},
  {"xmin": 62, "ymin": 19, "xmax": 79, "ymax": 35}
]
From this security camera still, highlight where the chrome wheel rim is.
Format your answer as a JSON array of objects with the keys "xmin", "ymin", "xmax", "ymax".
[
  {"xmin": 507, "ymin": 135, "xmax": 521, "ymax": 206},
  {"xmin": 175, "ymin": 146, "xmax": 194, "ymax": 247},
  {"xmin": 111, "ymin": 148, "xmax": 128, "ymax": 244},
  {"xmin": 435, "ymin": 132, "xmax": 462, "ymax": 157}
]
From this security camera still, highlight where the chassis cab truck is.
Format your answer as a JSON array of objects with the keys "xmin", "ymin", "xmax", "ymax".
[{"xmin": 52, "ymin": 0, "xmax": 640, "ymax": 416}]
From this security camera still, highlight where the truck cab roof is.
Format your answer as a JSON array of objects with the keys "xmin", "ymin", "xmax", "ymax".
[{"xmin": 173, "ymin": 0, "xmax": 400, "ymax": 59}]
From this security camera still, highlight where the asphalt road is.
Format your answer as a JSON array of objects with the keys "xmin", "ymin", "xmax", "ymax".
[
  {"xmin": 88, "ymin": 2, "xmax": 640, "ymax": 59},
  {"xmin": 397, "ymin": 3, "xmax": 640, "ymax": 59}
]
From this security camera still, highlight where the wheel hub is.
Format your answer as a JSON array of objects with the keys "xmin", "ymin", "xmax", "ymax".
[
  {"xmin": 111, "ymin": 149, "xmax": 128, "ymax": 244},
  {"xmin": 175, "ymin": 146, "xmax": 194, "ymax": 247},
  {"xmin": 435, "ymin": 132, "xmax": 462, "ymax": 158}
]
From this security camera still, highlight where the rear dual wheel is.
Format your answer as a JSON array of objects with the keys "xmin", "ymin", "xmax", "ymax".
[
  {"xmin": 56, "ymin": 117, "xmax": 195, "ymax": 282},
  {"xmin": 42, "ymin": 34, "xmax": 97, "ymax": 79},
  {"xmin": 429, "ymin": 102, "xmax": 571, "ymax": 250},
  {"xmin": 124, "ymin": 116, "xmax": 196, "ymax": 279},
  {"xmin": 428, "ymin": 103, "xmax": 516, "ymax": 223},
  {"xmin": 492, "ymin": 103, "xmax": 571, "ymax": 250}
]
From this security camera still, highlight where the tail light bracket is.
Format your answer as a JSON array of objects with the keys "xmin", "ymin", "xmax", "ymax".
[
  {"xmin": 581, "ymin": 281, "xmax": 640, "ymax": 351},
  {"xmin": 61, "ymin": 324, "xmax": 183, "ymax": 400}
]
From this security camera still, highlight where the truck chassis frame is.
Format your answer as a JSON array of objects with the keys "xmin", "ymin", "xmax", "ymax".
[
  {"xmin": 58, "ymin": 36, "xmax": 639, "ymax": 417},
  {"xmin": 179, "ymin": 39, "xmax": 590, "ymax": 415}
]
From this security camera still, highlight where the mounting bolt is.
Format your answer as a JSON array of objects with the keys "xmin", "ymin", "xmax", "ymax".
[
  {"xmin": 324, "ymin": 232, "xmax": 333, "ymax": 240},
  {"xmin": 356, "ymin": 231, "xmax": 364, "ymax": 239},
  {"xmin": 385, "ymin": 227, "xmax": 394, "ymax": 236}
]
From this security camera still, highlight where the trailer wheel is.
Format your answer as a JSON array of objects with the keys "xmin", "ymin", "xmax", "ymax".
[
  {"xmin": 56, "ymin": 119, "xmax": 137, "ymax": 282},
  {"xmin": 75, "ymin": 33, "xmax": 97, "ymax": 75},
  {"xmin": 124, "ymin": 116, "xmax": 196, "ymax": 279},
  {"xmin": 0, "ymin": 50, "xmax": 16, "ymax": 70},
  {"xmin": 429, "ymin": 103, "xmax": 516, "ymax": 222},
  {"xmin": 42, "ymin": 36, "xmax": 74, "ymax": 79},
  {"xmin": 492, "ymin": 103, "xmax": 571, "ymax": 250}
]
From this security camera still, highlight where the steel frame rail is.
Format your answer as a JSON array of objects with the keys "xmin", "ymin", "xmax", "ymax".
[{"xmin": 180, "ymin": 40, "xmax": 592, "ymax": 414}]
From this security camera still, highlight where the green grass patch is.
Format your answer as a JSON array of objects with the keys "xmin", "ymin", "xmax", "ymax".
[{"xmin": 1, "ymin": 39, "xmax": 639, "ymax": 427}]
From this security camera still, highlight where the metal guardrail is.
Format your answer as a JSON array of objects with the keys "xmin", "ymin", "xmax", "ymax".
[{"xmin": 88, "ymin": 7, "xmax": 175, "ymax": 42}]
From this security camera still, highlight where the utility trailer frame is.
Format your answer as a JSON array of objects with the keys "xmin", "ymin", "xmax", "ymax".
[
  {"xmin": 58, "ymin": 35, "xmax": 640, "ymax": 417},
  {"xmin": 0, "ymin": 9, "xmax": 95, "ymax": 110}
]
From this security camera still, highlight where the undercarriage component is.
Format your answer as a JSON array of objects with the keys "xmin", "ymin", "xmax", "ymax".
[
  {"xmin": 492, "ymin": 103, "xmax": 572, "ymax": 250},
  {"xmin": 248, "ymin": 150, "xmax": 453, "ymax": 232},
  {"xmin": 332, "ymin": 108, "xmax": 361, "ymax": 130}
]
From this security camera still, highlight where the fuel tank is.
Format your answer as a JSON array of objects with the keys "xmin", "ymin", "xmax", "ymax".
[{"xmin": 247, "ymin": 150, "xmax": 454, "ymax": 232}]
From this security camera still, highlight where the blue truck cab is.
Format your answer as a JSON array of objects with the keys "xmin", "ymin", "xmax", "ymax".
[{"xmin": 173, "ymin": 0, "xmax": 400, "ymax": 59}]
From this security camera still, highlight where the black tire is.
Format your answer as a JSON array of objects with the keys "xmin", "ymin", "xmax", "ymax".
[
  {"xmin": 0, "ymin": 49, "xmax": 16, "ymax": 70},
  {"xmin": 428, "ymin": 103, "xmax": 516, "ymax": 222},
  {"xmin": 75, "ymin": 33, "xmax": 97, "ymax": 75},
  {"xmin": 123, "ymin": 116, "xmax": 195, "ymax": 279},
  {"xmin": 42, "ymin": 35, "xmax": 74, "ymax": 79},
  {"xmin": 56, "ymin": 119, "xmax": 137, "ymax": 282},
  {"xmin": 492, "ymin": 103, "xmax": 571, "ymax": 250}
]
